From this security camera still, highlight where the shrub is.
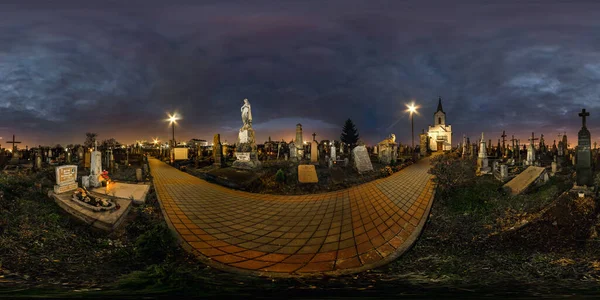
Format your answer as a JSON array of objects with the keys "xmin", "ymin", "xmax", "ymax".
[
  {"xmin": 429, "ymin": 152, "xmax": 476, "ymax": 194},
  {"xmin": 275, "ymin": 169, "xmax": 285, "ymax": 183},
  {"xmin": 134, "ymin": 223, "xmax": 177, "ymax": 264}
]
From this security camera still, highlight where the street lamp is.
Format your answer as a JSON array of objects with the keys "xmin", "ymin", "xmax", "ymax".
[
  {"xmin": 167, "ymin": 113, "xmax": 179, "ymax": 147},
  {"xmin": 405, "ymin": 102, "xmax": 419, "ymax": 154}
]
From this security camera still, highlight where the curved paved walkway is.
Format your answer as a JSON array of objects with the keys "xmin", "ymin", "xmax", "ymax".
[{"xmin": 150, "ymin": 157, "xmax": 435, "ymax": 277}]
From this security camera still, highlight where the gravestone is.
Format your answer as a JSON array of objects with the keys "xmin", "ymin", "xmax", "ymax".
[
  {"xmin": 500, "ymin": 164, "xmax": 508, "ymax": 181},
  {"xmin": 77, "ymin": 147, "xmax": 84, "ymax": 162},
  {"xmin": 420, "ymin": 132, "xmax": 428, "ymax": 156},
  {"xmin": 310, "ymin": 141, "xmax": 318, "ymax": 165},
  {"xmin": 289, "ymin": 142, "xmax": 297, "ymax": 160},
  {"xmin": 89, "ymin": 142, "xmax": 103, "ymax": 188},
  {"xmin": 35, "ymin": 154, "xmax": 42, "ymax": 170},
  {"xmin": 576, "ymin": 109, "xmax": 593, "ymax": 186},
  {"xmin": 54, "ymin": 165, "xmax": 78, "ymax": 194},
  {"xmin": 551, "ymin": 161, "xmax": 558, "ymax": 175},
  {"xmin": 330, "ymin": 143, "xmax": 336, "ymax": 163},
  {"xmin": 295, "ymin": 123, "xmax": 304, "ymax": 158},
  {"xmin": 352, "ymin": 145, "xmax": 373, "ymax": 174},
  {"xmin": 7, "ymin": 135, "xmax": 21, "ymax": 164},
  {"xmin": 84, "ymin": 152, "xmax": 91, "ymax": 168},
  {"xmin": 503, "ymin": 166, "xmax": 549, "ymax": 195},
  {"xmin": 378, "ymin": 134, "xmax": 396, "ymax": 165},
  {"xmin": 297, "ymin": 165, "xmax": 318, "ymax": 183},
  {"xmin": 477, "ymin": 133, "xmax": 491, "ymax": 174},
  {"xmin": 526, "ymin": 132, "xmax": 538, "ymax": 165},
  {"xmin": 213, "ymin": 134, "xmax": 225, "ymax": 167}
]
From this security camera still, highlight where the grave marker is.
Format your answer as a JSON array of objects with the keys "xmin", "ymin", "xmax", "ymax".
[
  {"xmin": 298, "ymin": 165, "xmax": 318, "ymax": 183},
  {"xmin": 352, "ymin": 145, "xmax": 373, "ymax": 174},
  {"xmin": 576, "ymin": 109, "xmax": 593, "ymax": 186},
  {"xmin": 54, "ymin": 165, "xmax": 78, "ymax": 194}
]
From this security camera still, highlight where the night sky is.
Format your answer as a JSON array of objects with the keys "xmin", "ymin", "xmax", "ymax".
[{"xmin": 1, "ymin": 0, "xmax": 600, "ymax": 148}]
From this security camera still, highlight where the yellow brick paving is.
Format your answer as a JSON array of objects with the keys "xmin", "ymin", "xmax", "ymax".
[{"xmin": 149, "ymin": 157, "xmax": 435, "ymax": 276}]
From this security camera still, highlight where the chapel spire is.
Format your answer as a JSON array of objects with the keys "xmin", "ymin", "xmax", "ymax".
[{"xmin": 436, "ymin": 96, "xmax": 444, "ymax": 113}]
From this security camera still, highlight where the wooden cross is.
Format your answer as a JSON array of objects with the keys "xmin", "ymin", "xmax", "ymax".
[
  {"xmin": 501, "ymin": 130, "xmax": 507, "ymax": 150},
  {"xmin": 7, "ymin": 135, "xmax": 21, "ymax": 152},
  {"xmin": 528, "ymin": 132, "xmax": 539, "ymax": 146},
  {"xmin": 579, "ymin": 108, "xmax": 590, "ymax": 128}
]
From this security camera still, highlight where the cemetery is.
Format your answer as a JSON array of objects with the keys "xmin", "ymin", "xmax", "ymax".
[{"xmin": 1, "ymin": 96, "xmax": 600, "ymax": 298}]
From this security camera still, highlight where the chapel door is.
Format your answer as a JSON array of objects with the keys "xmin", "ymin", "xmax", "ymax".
[{"xmin": 437, "ymin": 141, "xmax": 444, "ymax": 152}]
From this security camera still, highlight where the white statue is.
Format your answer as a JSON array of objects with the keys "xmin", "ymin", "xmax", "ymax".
[{"xmin": 241, "ymin": 98, "xmax": 252, "ymax": 127}]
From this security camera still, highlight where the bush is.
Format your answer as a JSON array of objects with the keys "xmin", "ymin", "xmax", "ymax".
[
  {"xmin": 275, "ymin": 169, "xmax": 285, "ymax": 183},
  {"xmin": 134, "ymin": 223, "xmax": 177, "ymax": 264},
  {"xmin": 429, "ymin": 152, "xmax": 476, "ymax": 195}
]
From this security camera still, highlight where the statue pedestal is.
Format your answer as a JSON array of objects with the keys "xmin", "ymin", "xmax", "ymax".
[
  {"xmin": 233, "ymin": 128, "xmax": 261, "ymax": 170},
  {"xmin": 232, "ymin": 151, "xmax": 262, "ymax": 170}
]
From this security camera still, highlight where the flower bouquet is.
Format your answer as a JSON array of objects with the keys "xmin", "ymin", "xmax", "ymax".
[{"xmin": 72, "ymin": 187, "xmax": 114, "ymax": 211}]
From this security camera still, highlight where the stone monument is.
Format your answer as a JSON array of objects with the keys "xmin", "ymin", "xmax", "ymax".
[
  {"xmin": 352, "ymin": 144, "xmax": 373, "ymax": 174},
  {"xmin": 478, "ymin": 133, "xmax": 491, "ymax": 174},
  {"xmin": 330, "ymin": 143, "xmax": 336, "ymax": 163},
  {"xmin": 526, "ymin": 132, "xmax": 537, "ymax": 166},
  {"xmin": 310, "ymin": 140, "xmax": 318, "ymax": 165},
  {"xmin": 232, "ymin": 98, "xmax": 261, "ymax": 170},
  {"xmin": 378, "ymin": 134, "xmax": 396, "ymax": 165},
  {"xmin": 289, "ymin": 141, "xmax": 297, "ymax": 161},
  {"xmin": 213, "ymin": 134, "xmax": 225, "ymax": 167},
  {"xmin": 54, "ymin": 165, "xmax": 78, "ymax": 194},
  {"xmin": 576, "ymin": 109, "xmax": 593, "ymax": 186},
  {"xmin": 89, "ymin": 141, "xmax": 103, "ymax": 188},
  {"xmin": 420, "ymin": 131, "xmax": 428, "ymax": 156},
  {"xmin": 295, "ymin": 124, "xmax": 304, "ymax": 159}
]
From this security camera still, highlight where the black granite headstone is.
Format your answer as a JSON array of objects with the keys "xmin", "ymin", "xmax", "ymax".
[{"xmin": 576, "ymin": 109, "xmax": 593, "ymax": 186}]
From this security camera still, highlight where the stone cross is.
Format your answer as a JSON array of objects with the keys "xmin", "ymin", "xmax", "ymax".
[
  {"xmin": 510, "ymin": 135, "xmax": 517, "ymax": 153},
  {"xmin": 312, "ymin": 132, "xmax": 317, "ymax": 141},
  {"xmin": 7, "ymin": 135, "xmax": 21, "ymax": 153},
  {"xmin": 579, "ymin": 108, "xmax": 590, "ymax": 128},
  {"xmin": 501, "ymin": 130, "xmax": 507, "ymax": 151},
  {"xmin": 529, "ymin": 132, "xmax": 538, "ymax": 147},
  {"xmin": 94, "ymin": 140, "xmax": 98, "ymax": 151}
]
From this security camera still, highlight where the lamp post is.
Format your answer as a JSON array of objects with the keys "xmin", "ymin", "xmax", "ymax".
[
  {"xmin": 167, "ymin": 113, "xmax": 179, "ymax": 163},
  {"xmin": 405, "ymin": 102, "xmax": 419, "ymax": 159}
]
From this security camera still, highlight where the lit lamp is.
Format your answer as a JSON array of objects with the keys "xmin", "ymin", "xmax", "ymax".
[{"xmin": 405, "ymin": 102, "xmax": 419, "ymax": 159}]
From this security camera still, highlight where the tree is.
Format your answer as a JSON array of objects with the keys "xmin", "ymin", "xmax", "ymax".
[
  {"xmin": 101, "ymin": 138, "xmax": 120, "ymax": 150},
  {"xmin": 84, "ymin": 133, "xmax": 98, "ymax": 148},
  {"xmin": 340, "ymin": 119, "xmax": 360, "ymax": 149}
]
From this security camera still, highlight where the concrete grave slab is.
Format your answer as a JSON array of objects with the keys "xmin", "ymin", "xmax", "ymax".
[
  {"xmin": 298, "ymin": 165, "xmax": 318, "ymax": 183},
  {"xmin": 503, "ymin": 166, "xmax": 548, "ymax": 195},
  {"xmin": 92, "ymin": 182, "xmax": 150, "ymax": 205}
]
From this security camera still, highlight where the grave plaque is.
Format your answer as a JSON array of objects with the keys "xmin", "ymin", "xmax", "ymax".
[
  {"xmin": 236, "ymin": 152, "xmax": 251, "ymax": 162},
  {"xmin": 298, "ymin": 165, "xmax": 318, "ymax": 183},
  {"xmin": 352, "ymin": 145, "xmax": 373, "ymax": 174},
  {"xmin": 56, "ymin": 165, "xmax": 77, "ymax": 185},
  {"xmin": 54, "ymin": 165, "xmax": 78, "ymax": 194}
]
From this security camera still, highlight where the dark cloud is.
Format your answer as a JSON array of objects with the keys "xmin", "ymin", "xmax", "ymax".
[{"xmin": 1, "ymin": 0, "xmax": 600, "ymax": 147}]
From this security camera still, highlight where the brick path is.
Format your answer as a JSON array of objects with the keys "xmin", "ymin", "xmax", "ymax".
[{"xmin": 149, "ymin": 157, "xmax": 435, "ymax": 277}]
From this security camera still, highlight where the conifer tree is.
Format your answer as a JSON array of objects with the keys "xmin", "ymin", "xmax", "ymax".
[{"xmin": 340, "ymin": 119, "xmax": 360, "ymax": 149}]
